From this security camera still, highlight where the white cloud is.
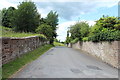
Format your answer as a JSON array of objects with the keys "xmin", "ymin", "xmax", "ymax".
[
  {"xmin": 0, "ymin": 0, "xmax": 17, "ymax": 9},
  {"xmin": 56, "ymin": 21, "xmax": 76, "ymax": 41},
  {"xmin": 37, "ymin": 6, "xmax": 53, "ymax": 18},
  {"xmin": 56, "ymin": 20, "xmax": 96, "ymax": 41},
  {"xmin": 86, "ymin": 21, "xmax": 96, "ymax": 26},
  {"xmin": 57, "ymin": 21, "xmax": 76, "ymax": 34}
]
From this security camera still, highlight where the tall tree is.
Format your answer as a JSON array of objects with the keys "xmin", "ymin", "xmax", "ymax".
[
  {"xmin": 2, "ymin": 7, "xmax": 15, "ymax": 28},
  {"xmin": 13, "ymin": 1, "xmax": 40, "ymax": 32},
  {"xmin": 45, "ymin": 11, "xmax": 59, "ymax": 44}
]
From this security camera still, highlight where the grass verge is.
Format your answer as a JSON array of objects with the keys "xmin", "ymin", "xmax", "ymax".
[
  {"xmin": 0, "ymin": 26, "xmax": 47, "ymax": 39},
  {"xmin": 54, "ymin": 42, "xmax": 65, "ymax": 46},
  {"xmin": 2, "ymin": 44, "xmax": 53, "ymax": 80}
]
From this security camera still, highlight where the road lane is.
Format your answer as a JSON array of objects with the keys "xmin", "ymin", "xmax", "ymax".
[{"xmin": 13, "ymin": 46, "xmax": 118, "ymax": 78}]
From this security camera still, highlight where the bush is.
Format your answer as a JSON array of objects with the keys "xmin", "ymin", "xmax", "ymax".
[
  {"xmin": 36, "ymin": 24, "xmax": 53, "ymax": 42},
  {"xmin": 88, "ymin": 16, "xmax": 120, "ymax": 42},
  {"xmin": 88, "ymin": 28, "xmax": 120, "ymax": 42},
  {"xmin": 96, "ymin": 16, "xmax": 120, "ymax": 30},
  {"xmin": 71, "ymin": 38, "xmax": 79, "ymax": 44},
  {"xmin": 82, "ymin": 37, "xmax": 89, "ymax": 42}
]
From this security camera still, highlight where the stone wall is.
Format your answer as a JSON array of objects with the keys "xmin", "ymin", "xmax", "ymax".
[
  {"xmin": 69, "ymin": 41, "xmax": 120, "ymax": 68},
  {"xmin": 1, "ymin": 36, "xmax": 48, "ymax": 65}
]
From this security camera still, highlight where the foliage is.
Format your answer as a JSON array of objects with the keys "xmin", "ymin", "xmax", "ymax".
[
  {"xmin": 54, "ymin": 42, "xmax": 65, "ymax": 46},
  {"xmin": 45, "ymin": 11, "xmax": 59, "ymax": 44},
  {"xmin": 67, "ymin": 16, "xmax": 120, "ymax": 43},
  {"xmin": 69, "ymin": 21, "xmax": 89, "ymax": 41},
  {"xmin": 82, "ymin": 37, "xmax": 89, "ymax": 42},
  {"xmin": 69, "ymin": 22, "xmax": 81, "ymax": 40},
  {"xmin": 79, "ymin": 22, "xmax": 89, "ymax": 38},
  {"xmin": 65, "ymin": 37, "xmax": 71, "ymax": 44},
  {"xmin": 1, "ymin": 26, "xmax": 47, "ymax": 40},
  {"xmin": 0, "ymin": 10, "xmax": 2, "ymax": 26},
  {"xmin": 1, "ymin": 7, "xmax": 16, "ymax": 28},
  {"xmin": 1, "ymin": 1, "xmax": 59, "ymax": 44},
  {"xmin": 71, "ymin": 38, "xmax": 79, "ymax": 44},
  {"xmin": 65, "ymin": 30, "xmax": 70, "ymax": 45},
  {"xmin": 12, "ymin": 1, "xmax": 40, "ymax": 32},
  {"xmin": 36, "ymin": 24, "xmax": 53, "ymax": 40},
  {"xmin": 89, "ymin": 28, "xmax": 120, "ymax": 42},
  {"xmin": 88, "ymin": 16, "xmax": 120, "ymax": 42},
  {"xmin": 96, "ymin": 16, "xmax": 120, "ymax": 30},
  {"xmin": 2, "ymin": 44, "xmax": 53, "ymax": 79},
  {"xmin": 54, "ymin": 38, "xmax": 59, "ymax": 42}
]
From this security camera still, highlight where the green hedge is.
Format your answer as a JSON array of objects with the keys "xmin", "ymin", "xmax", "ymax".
[{"xmin": 88, "ymin": 29, "xmax": 120, "ymax": 42}]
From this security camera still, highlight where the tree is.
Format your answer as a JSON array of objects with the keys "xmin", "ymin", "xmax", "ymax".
[
  {"xmin": 36, "ymin": 24, "xmax": 53, "ymax": 40},
  {"xmin": 88, "ymin": 16, "xmax": 120, "ymax": 42},
  {"xmin": 69, "ymin": 21, "xmax": 89, "ymax": 41},
  {"xmin": 1, "ymin": 7, "xmax": 15, "ymax": 28},
  {"xmin": 45, "ymin": 11, "xmax": 59, "ymax": 44},
  {"xmin": 40, "ymin": 18, "xmax": 46, "ymax": 25},
  {"xmin": 70, "ymin": 23, "xmax": 81, "ymax": 40},
  {"xmin": 65, "ymin": 30, "xmax": 70, "ymax": 46},
  {"xmin": 79, "ymin": 22, "xmax": 89, "ymax": 38},
  {"xmin": 13, "ymin": 1, "xmax": 40, "ymax": 32},
  {"xmin": 54, "ymin": 38, "xmax": 59, "ymax": 42},
  {"xmin": 0, "ymin": 10, "xmax": 2, "ymax": 26}
]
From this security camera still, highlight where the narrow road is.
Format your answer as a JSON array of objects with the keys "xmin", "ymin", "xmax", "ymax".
[{"xmin": 13, "ymin": 46, "xmax": 118, "ymax": 78}]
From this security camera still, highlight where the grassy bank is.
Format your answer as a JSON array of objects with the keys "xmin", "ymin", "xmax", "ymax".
[
  {"xmin": 54, "ymin": 42, "xmax": 65, "ymax": 46},
  {"xmin": 2, "ymin": 44, "xmax": 53, "ymax": 79},
  {"xmin": 0, "ymin": 26, "xmax": 46, "ymax": 39}
]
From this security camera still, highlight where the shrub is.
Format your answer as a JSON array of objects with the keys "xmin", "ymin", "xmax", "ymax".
[
  {"xmin": 82, "ymin": 37, "xmax": 89, "ymax": 42},
  {"xmin": 36, "ymin": 24, "xmax": 53, "ymax": 41},
  {"xmin": 96, "ymin": 16, "xmax": 120, "ymax": 30},
  {"xmin": 71, "ymin": 38, "xmax": 79, "ymax": 44},
  {"xmin": 88, "ymin": 28, "xmax": 120, "ymax": 42}
]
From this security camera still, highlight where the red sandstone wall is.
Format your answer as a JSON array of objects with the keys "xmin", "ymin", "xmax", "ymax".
[
  {"xmin": 1, "ymin": 36, "xmax": 48, "ymax": 65},
  {"xmin": 70, "ymin": 41, "xmax": 120, "ymax": 68}
]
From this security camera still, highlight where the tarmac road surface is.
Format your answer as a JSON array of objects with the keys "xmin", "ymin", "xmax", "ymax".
[{"xmin": 12, "ymin": 46, "xmax": 118, "ymax": 78}]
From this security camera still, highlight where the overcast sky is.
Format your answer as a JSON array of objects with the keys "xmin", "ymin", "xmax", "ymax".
[{"xmin": 0, "ymin": 0, "xmax": 119, "ymax": 41}]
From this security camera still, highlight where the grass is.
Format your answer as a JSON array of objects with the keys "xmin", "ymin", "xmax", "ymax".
[
  {"xmin": 54, "ymin": 42, "xmax": 65, "ymax": 46},
  {"xmin": 0, "ymin": 67, "xmax": 2, "ymax": 80},
  {"xmin": 0, "ymin": 26, "xmax": 46, "ymax": 39},
  {"xmin": 2, "ymin": 44, "xmax": 53, "ymax": 80}
]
